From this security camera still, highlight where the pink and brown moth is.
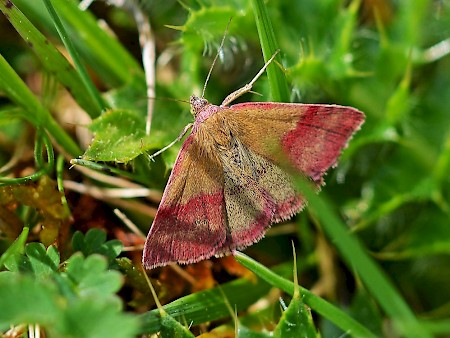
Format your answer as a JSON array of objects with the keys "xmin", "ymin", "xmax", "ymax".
[{"xmin": 142, "ymin": 52, "xmax": 365, "ymax": 269}]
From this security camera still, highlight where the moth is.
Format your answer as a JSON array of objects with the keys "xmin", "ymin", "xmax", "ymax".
[{"xmin": 142, "ymin": 52, "xmax": 365, "ymax": 269}]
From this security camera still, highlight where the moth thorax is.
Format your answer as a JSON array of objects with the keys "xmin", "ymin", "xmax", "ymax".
[{"xmin": 190, "ymin": 95, "xmax": 209, "ymax": 117}]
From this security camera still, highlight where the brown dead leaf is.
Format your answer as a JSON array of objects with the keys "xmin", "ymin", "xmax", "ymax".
[
  {"xmin": 217, "ymin": 256, "xmax": 254, "ymax": 281},
  {"xmin": 0, "ymin": 175, "xmax": 71, "ymax": 245},
  {"xmin": 185, "ymin": 260, "xmax": 216, "ymax": 292}
]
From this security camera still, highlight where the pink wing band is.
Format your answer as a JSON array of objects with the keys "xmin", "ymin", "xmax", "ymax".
[
  {"xmin": 143, "ymin": 191, "xmax": 226, "ymax": 269},
  {"xmin": 282, "ymin": 105, "xmax": 364, "ymax": 181}
]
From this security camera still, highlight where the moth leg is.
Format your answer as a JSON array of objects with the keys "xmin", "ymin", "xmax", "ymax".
[
  {"xmin": 221, "ymin": 50, "xmax": 280, "ymax": 107},
  {"xmin": 148, "ymin": 123, "xmax": 193, "ymax": 161}
]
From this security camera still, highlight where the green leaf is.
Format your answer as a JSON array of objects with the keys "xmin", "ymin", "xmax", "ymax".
[
  {"xmin": 290, "ymin": 177, "xmax": 432, "ymax": 338},
  {"xmin": 327, "ymin": 0, "xmax": 360, "ymax": 78},
  {"xmin": 65, "ymin": 253, "xmax": 123, "ymax": 303},
  {"xmin": 100, "ymin": 76, "xmax": 191, "ymax": 166},
  {"xmin": 0, "ymin": 273, "xmax": 59, "ymax": 330},
  {"xmin": 26, "ymin": 243, "xmax": 60, "ymax": 276},
  {"xmin": 235, "ymin": 252, "xmax": 376, "ymax": 338},
  {"xmin": 83, "ymin": 109, "xmax": 153, "ymax": 162},
  {"xmin": 0, "ymin": 53, "xmax": 81, "ymax": 156},
  {"xmin": 13, "ymin": 0, "xmax": 143, "ymax": 87},
  {"xmin": 274, "ymin": 293, "xmax": 318, "ymax": 338},
  {"xmin": 57, "ymin": 299, "xmax": 139, "ymax": 338},
  {"xmin": 349, "ymin": 288, "xmax": 383, "ymax": 336},
  {"xmin": 159, "ymin": 313, "xmax": 195, "ymax": 338},
  {"xmin": 0, "ymin": 227, "xmax": 28, "ymax": 269},
  {"xmin": 274, "ymin": 244, "xmax": 318, "ymax": 337},
  {"xmin": 377, "ymin": 207, "xmax": 450, "ymax": 259},
  {"xmin": 42, "ymin": 0, "xmax": 107, "ymax": 113},
  {"xmin": 238, "ymin": 326, "xmax": 272, "ymax": 338},
  {"xmin": 72, "ymin": 229, "xmax": 123, "ymax": 263},
  {"xmin": 0, "ymin": 0, "xmax": 102, "ymax": 117},
  {"xmin": 0, "ymin": 272, "xmax": 139, "ymax": 337},
  {"xmin": 138, "ymin": 264, "xmax": 291, "ymax": 334},
  {"xmin": 4, "ymin": 243, "xmax": 59, "ymax": 277},
  {"xmin": 384, "ymin": 64, "xmax": 412, "ymax": 126}
]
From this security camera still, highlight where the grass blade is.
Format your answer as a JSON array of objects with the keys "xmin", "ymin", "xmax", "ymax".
[{"xmin": 251, "ymin": 0, "xmax": 290, "ymax": 102}]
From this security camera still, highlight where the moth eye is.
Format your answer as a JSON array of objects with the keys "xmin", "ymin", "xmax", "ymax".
[{"xmin": 190, "ymin": 95, "xmax": 208, "ymax": 109}]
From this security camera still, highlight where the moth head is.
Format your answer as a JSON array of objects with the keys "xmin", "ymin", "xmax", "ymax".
[{"xmin": 190, "ymin": 95, "xmax": 209, "ymax": 117}]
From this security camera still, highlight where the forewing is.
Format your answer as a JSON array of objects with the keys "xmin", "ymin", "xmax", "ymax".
[
  {"xmin": 225, "ymin": 102, "xmax": 365, "ymax": 181},
  {"xmin": 216, "ymin": 137, "xmax": 305, "ymax": 255},
  {"xmin": 142, "ymin": 134, "xmax": 227, "ymax": 269}
]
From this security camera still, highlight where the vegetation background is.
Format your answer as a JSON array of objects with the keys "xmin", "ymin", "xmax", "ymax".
[{"xmin": 0, "ymin": 0, "xmax": 449, "ymax": 337}]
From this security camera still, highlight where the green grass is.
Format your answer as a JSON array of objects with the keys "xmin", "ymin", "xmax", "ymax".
[{"xmin": 1, "ymin": 0, "xmax": 449, "ymax": 337}]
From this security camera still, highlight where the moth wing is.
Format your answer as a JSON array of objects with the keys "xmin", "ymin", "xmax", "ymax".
[
  {"xmin": 142, "ymin": 134, "xmax": 227, "ymax": 269},
  {"xmin": 215, "ymin": 138, "xmax": 304, "ymax": 254},
  {"xmin": 225, "ymin": 102, "xmax": 364, "ymax": 181},
  {"xmin": 211, "ymin": 102, "xmax": 364, "ymax": 251}
]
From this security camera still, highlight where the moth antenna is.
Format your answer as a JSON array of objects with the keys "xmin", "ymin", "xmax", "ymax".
[
  {"xmin": 201, "ymin": 18, "xmax": 233, "ymax": 98},
  {"xmin": 147, "ymin": 96, "xmax": 190, "ymax": 105}
]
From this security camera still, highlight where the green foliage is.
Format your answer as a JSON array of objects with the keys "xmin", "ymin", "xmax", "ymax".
[
  {"xmin": 72, "ymin": 229, "xmax": 123, "ymax": 264},
  {"xmin": 273, "ymin": 256, "xmax": 318, "ymax": 338},
  {"xmin": 235, "ymin": 252, "xmax": 376, "ymax": 338},
  {"xmin": 274, "ymin": 294, "xmax": 317, "ymax": 338},
  {"xmin": 0, "ymin": 229, "xmax": 139, "ymax": 337},
  {"xmin": 158, "ymin": 313, "xmax": 196, "ymax": 338},
  {"xmin": 84, "ymin": 109, "xmax": 153, "ymax": 162},
  {"xmin": 0, "ymin": 0, "xmax": 449, "ymax": 337},
  {"xmin": 139, "ymin": 266, "xmax": 277, "ymax": 333},
  {"xmin": 0, "ymin": 227, "xmax": 28, "ymax": 269}
]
